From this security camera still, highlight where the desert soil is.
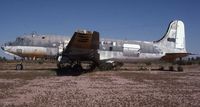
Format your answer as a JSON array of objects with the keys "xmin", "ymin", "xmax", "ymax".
[{"xmin": 0, "ymin": 62, "xmax": 200, "ymax": 107}]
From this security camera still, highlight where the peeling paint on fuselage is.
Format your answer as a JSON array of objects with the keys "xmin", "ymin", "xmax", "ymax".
[
  {"xmin": 2, "ymin": 34, "xmax": 165, "ymax": 62},
  {"xmin": 2, "ymin": 34, "xmax": 70, "ymax": 59},
  {"xmin": 98, "ymin": 39, "xmax": 164, "ymax": 62},
  {"xmin": 1, "ymin": 20, "xmax": 187, "ymax": 62}
]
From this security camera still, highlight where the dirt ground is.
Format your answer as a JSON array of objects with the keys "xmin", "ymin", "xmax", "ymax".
[{"xmin": 0, "ymin": 62, "xmax": 200, "ymax": 107}]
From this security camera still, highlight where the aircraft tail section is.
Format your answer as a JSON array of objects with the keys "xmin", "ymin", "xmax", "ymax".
[{"xmin": 154, "ymin": 20, "xmax": 187, "ymax": 53}]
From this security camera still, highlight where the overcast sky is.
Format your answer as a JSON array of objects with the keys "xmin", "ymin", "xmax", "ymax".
[{"xmin": 0, "ymin": 0, "xmax": 200, "ymax": 58}]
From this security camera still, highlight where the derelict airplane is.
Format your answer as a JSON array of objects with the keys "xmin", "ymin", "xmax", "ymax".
[{"xmin": 1, "ymin": 20, "xmax": 189, "ymax": 72}]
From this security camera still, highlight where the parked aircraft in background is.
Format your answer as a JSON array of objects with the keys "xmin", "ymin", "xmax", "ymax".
[{"xmin": 1, "ymin": 20, "xmax": 189, "ymax": 72}]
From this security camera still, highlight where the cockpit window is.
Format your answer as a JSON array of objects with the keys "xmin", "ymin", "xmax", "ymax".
[{"xmin": 5, "ymin": 42, "xmax": 13, "ymax": 46}]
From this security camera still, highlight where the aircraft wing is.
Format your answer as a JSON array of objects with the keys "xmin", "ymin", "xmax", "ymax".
[{"xmin": 61, "ymin": 30, "xmax": 99, "ymax": 63}]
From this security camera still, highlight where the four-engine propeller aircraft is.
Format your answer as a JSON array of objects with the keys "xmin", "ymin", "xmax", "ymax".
[{"xmin": 1, "ymin": 20, "xmax": 189, "ymax": 72}]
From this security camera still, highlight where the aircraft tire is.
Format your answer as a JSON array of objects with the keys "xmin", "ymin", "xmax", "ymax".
[
  {"xmin": 158, "ymin": 66, "xmax": 164, "ymax": 71},
  {"xmin": 177, "ymin": 66, "xmax": 183, "ymax": 72},
  {"xmin": 98, "ymin": 63, "xmax": 113, "ymax": 71},
  {"xmin": 169, "ymin": 66, "xmax": 174, "ymax": 71},
  {"xmin": 89, "ymin": 63, "xmax": 96, "ymax": 72},
  {"xmin": 73, "ymin": 64, "xmax": 83, "ymax": 74},
  {"xmin": 57, "ymin": 62, "xmax": 64, "ymax": 70},
  {"xmin": 16, "ymin": 64, "xmax": 23, "ymax": 70}
]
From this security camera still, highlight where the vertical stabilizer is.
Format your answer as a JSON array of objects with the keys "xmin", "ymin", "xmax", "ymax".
[{"xmin": 155, "ymin": 20, "xmax": 186, "ymax": 53}]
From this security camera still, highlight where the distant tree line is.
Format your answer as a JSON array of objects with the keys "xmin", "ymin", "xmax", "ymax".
[
  {"xmin": 174, "ymin": 56, "xmax": 200, "ymax": 65},
  {"xmin": 0, "ymin": 55, "xmax": 200, "ymax": 65},
  {"xmin": 0, "ymin": 56, "xmax": 7, "ymax": 61}
]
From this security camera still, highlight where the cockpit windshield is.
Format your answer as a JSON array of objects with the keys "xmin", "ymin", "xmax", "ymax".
[
  {"xmin": 4, "ymin": 37, "xmax": 25, "ymax": 46},
  {"xmin": 4, "ymin": 42, "xmax": 13, "ymax": 46}
]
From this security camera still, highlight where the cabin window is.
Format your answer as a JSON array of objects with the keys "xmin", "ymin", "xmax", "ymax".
[{"xmin": 109, "ymin": 47, "xmax": 113, "ymax": 51}]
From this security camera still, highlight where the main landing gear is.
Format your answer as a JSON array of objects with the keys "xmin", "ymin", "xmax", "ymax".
[
  {"xmin": 158, "ymin": 65, "xmax": 183, "ymax": 72},
  {"xmin": 57, "ymin": 60, "xmax": 97, "ymax": 76}
]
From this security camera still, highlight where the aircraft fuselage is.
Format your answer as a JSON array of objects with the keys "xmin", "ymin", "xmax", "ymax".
[{"xmin": 1, "ymin": 20, "xmax": 187, "ymax": 63}]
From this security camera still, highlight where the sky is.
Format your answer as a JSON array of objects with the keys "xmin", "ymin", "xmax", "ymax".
[{"xmin": 0, "ymin": 0, "xmax": 200, "ymax": 58}]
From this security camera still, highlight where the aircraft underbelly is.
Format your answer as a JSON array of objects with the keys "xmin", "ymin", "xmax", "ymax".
[
  {"xmin": 22, "ymin": 47, "xmax": 57, "ymax": 57},
  {"xmin": 5, "ymin": 46, "xmax": 58, "ymax": 58},
  {"xmin": 99, "ymin": 50, "xmax": 163, "ymax": 62}
]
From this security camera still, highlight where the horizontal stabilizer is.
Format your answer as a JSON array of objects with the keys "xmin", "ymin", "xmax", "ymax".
[{"xmin": 161, "ymin": 53, "xmax": 191, "ymax": 61}]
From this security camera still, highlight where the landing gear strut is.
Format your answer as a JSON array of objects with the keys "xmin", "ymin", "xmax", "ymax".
[
  {"xmin": 57, "ymin": 60, "xmax": 97, "ymax": 76},
  {"xmin": 158, "ymin": 65, "xmax": 183, "ymax": 72}
]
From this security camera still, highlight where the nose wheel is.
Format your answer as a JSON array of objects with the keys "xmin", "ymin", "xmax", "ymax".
[{"xmin": 16, "ymin": 64, "xmax": 23, "ymax": 70}]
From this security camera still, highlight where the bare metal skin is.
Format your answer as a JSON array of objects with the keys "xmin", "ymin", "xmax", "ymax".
[{"xmin": 1, "ymin": 20, "xmax": 188, "ymax": 71}]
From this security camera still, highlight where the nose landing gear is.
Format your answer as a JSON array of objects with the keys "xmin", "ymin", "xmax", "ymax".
[{"xmin": 16, "ymin": 63, "xmax": 23, "ymax": 70}]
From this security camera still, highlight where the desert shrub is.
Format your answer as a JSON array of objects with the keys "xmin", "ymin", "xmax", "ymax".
[
  {"xmin": 37, "ymin": 60, "xmax": 44, "ymax": 64},
  {"xmin": 186, "ymin": 61, "xmax": 193, "ymax": 65},
  {"xmin": 145, "ymin": 62, "xmax": 152, "ymax": 66}
]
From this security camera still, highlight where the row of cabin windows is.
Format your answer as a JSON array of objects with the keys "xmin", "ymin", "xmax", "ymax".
[{"xmin": 100, "ymin": 41, "xmax": 117, "ymax": 46}]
